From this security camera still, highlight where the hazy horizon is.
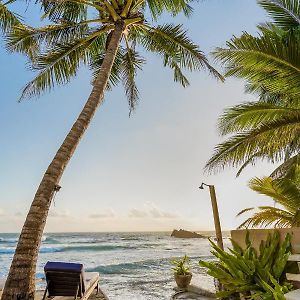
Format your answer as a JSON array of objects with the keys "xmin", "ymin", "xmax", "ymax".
[{"xmin": 0, "ymin": 230, "xmax": 228, "ymax": 233}]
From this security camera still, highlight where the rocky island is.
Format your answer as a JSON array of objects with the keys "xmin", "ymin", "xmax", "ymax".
[{"xmin": 171, "ymin": 229, "xmax": 206, "ymax": 239}]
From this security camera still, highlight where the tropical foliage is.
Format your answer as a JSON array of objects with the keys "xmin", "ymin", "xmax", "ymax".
[
  {"xmin": 238, "ymin": 169, "xmax": 300, "ymax": 228},
  {"xmin": 200, "ymin": 231, "xmax": 293, "ymax": 299},
  {"xmin": 205, "ymin": 0, "xmax": 300, "ymax": 176}
]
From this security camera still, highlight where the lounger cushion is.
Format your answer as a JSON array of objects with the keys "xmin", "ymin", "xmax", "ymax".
[{"xmin": 44, "ymin": 261, "xmax": 83, "ymax": 273}]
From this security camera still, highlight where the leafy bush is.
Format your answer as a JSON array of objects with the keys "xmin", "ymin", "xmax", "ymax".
[
  {"xmin": 171, "ymin": 255, "xmax": 191, "ymax": 275},
  {"xmin": 199, "ymin": 231, "xmax": 293, "ymax": 299}
]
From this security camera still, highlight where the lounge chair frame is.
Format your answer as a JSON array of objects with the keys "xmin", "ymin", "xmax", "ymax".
[{"xmin": 42, "ymin": 270, "xmax": 99, "ymax": 300}]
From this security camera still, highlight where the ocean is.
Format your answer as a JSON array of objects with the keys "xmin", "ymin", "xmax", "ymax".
[{"xmin": 0, "ymin": 232, "xmax": 226, "ymax": 299}]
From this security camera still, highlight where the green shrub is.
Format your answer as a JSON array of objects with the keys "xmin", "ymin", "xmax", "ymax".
[{"xmin": 199, "ymin": 231, "xmax": 293, "ymax": 299}]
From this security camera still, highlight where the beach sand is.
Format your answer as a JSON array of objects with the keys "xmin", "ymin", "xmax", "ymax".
[
  {"xmin": 0, "ymin": 267, "xmax": 215, "ymax": 299},
  {"xmin": 0, "ymin": 290, "xmax": 108, "ymax": 299},
  {"xmin": 0, "ymin": 272, "xmax": 215, "ymax": 299}
]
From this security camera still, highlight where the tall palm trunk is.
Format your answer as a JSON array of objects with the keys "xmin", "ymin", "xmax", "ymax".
[{"xmin": 1, "ymin": 22, "xmax": 124, "ymax": 300}]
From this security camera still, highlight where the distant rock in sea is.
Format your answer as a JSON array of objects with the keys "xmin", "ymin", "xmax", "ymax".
[{"xmin": 171, "ymin": 229, "xmax": 205, "ymax": 239}]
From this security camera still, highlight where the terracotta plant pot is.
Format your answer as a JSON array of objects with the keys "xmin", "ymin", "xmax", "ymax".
[{"xmin": 174, "ymin": 273, "xmax": 192, "ymax": 289}]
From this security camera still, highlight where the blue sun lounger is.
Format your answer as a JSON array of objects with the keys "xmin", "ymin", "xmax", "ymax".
[{"xmin": 42, "ymin": 261, "xmax": 100, "ymax": 299}]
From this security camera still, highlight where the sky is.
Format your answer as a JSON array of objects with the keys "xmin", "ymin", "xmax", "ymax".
[{"xmin": 0, "ymin": 0, "xmax": 276, "ymax": 232}]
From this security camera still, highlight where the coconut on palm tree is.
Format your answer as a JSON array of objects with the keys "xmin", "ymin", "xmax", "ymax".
[
  {"xmin": 1, "ymin": 1, "xmax": 222, "ymax": 299},
  {"xmin": 238, "ymin": 171, "xmax": 300, "ymax": 228},
  {"xmin": 205, "ymin": 0, "xmax": 300, "ymax": 176}
]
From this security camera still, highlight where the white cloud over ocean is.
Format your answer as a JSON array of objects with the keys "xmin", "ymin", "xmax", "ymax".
[
  {"xmin": 89, "ymin": 208, "xmax": 116, "ymax": 219},
  {"xmin": 128, "ymin": 202, "xmax": 179, "ymax": 219}
]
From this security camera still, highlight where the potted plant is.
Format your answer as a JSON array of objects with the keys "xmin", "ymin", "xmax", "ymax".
[{"xmin": 171, "ymin": 255, "xmax": 192, "ymax": 289}]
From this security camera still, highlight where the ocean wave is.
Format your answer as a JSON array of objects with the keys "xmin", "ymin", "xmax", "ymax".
[
  {"xmin": 0, "ymin": 237, "xmax": 18, "ymax": 243},
  {"xmin": 0, "ymin": 235, "xmax": 48, "ymax": 244},
  {"xmin": 41, "ymin": 235, "xmax": 48, "ymax": 242},
  {"xmin": 61, "ymin": 244, "xmax": 138, "ymax": 252},
  {"xmin": 65, "ymin": 242, "xmax": 162, "ymax": 251},
  {"xmin": 42, "ymin": 237, "xmax": 115, "ymax": 245},
  {"xmin": 40, "ymin": 247, "xmax": 62, "ymax": 253},
  {"xmin": 0, "ymin": 243, "xmax": 142, "ymax": 255},
  {"xmin": 88, "ymin": 257, "xmax": 174, "ymax": 275},
  {"xmin": 120, "ymin": 237, "xmax": 143, "ymax": 241},
  {"xmin": 88, "ymin": 255, "xmax": 212, "ymax": 275},
  {"xmin": 88, "ymin": 262, "xmax": 151, "ymax": 274},
  {"xmin": 0, "ymin": 248, "xmax": 15, "ymax": 254},
  {"xmin": 0, "ymin": 246, "xmax": 63, "ymax": 255}
]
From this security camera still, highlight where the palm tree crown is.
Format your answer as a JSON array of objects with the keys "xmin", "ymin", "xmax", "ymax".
[
  {"xmin": 8, "ymin": 0, "xmax": 222, "ymax": 113},
  {"xmin": 205, "ymin": 0, "xmax": 300, "ymax": 176}
]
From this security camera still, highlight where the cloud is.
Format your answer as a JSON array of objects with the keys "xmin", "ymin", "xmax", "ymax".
[
  {"xmin": 149, "ymin": 206, "xmax": 178, "ymax": 219},
  {"xmin": 128, "ymin": 208, "xmax": 148, "ymax": 218},
  {"xmin": 0, "ymin": 208, "xmax": 5, "ymax": 216},
  {"xmin": 148, "ymin": 203, "xmax": 178, "ymax": 219},
  {"xmin": 89, "ymin": 208, "xmax": 115, "ymax": 219},
  {"xmin": 128, "ymin": 203, "xmax": 179, "ymax": 219},
  {"xmin": 49, "ymin": 209, "xmax": 70, "ymax": 218}
]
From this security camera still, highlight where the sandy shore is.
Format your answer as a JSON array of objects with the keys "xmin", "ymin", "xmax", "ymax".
[
  {"xmin": 0, "ymin": 290, "xmax": 108, "ymax": 299},
  {"xmin": 0, "ymin": 283, "xmax": 215, "ymax": 300},
  {"xmin": 0, "ymin": 272, "xmax": 214, "ymax": 299}
]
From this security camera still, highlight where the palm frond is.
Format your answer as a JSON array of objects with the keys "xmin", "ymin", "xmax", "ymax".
[
  {"xmin": 146, "ymin": 0, "xmax": 194, "ymax": 20},
  {"xmin": 6, "ymin": 24, "xmax": 39, "ymax": 57},
  {"xmin": 40, "ymin": 0, "xmax": 89, "ymax": 22},
  {"xmin": 271, "ymin": 153, "xmax": 300, "ymax": 179},
  {"xmin": 164, "ymin": 54, "xmax": 190, "ymax": 87},
  {"xmin": 258, "ymin": 0, "xmax": 300, "ymax": 30},
  {"xmin": 0, "ymin": 1, "xmax": 21, "ymax": 33},
  {"xmin": 236, "ymin": 207, "xmax": 255, "ymax": 217},
  {"xmin": 214, "ymin": 30, "xmax": 300, "ymax": 98},
  {"xmin": 238, "ymin": 206, "xmax": 294, "ymax": 229},
  {"xmin": 133, "ymin": 23, "xmax": 223, "ymax": 81},
  {"xmin": 121, "ymin": 40, "xmax": 144, "ymax": 115},
  {"xmin": 6, "ymin": 19, "xmax": 95, "ymax": 57},
  {"xmin": 218, "ymin": 101, "xmax": 300, "ymax": 135},
  {"xmin": 235, "ymin": 151, "xmax": 267, "ymax": 177},
  {"xmin": 245, "ymin": 86, "xmax": 297, "ymax": 105},
  {"xmin": 237, "ymin": 170, "xmax": 300, "ymax": 229},
  {"xmin": 21, "ymin": 29, "xmax": 109, "ymax": 99},
  {"xmin": 206, "ymin": 112, "xmax": 300, "ymax": 173},
  {"xmin": 248, "ymin": 176, "xmax": 300, "ymax": 210}
]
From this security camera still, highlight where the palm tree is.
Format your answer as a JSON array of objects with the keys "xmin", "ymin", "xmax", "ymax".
[
  {"xmin": 1, "ymin": 1, "xmax": 223, "ymax": 299},
  {"xmin": 205, "ymin": 0, "xmax": 300, "ymax": 175},
  {"xmin": 237, "ymin": 173, "xmax": 300, "ymax": 228}
]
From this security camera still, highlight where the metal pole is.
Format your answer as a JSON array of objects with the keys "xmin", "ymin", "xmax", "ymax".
[{"xmin": 208, "ymin": 185, "xmax": 224, "ymax": 250}]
